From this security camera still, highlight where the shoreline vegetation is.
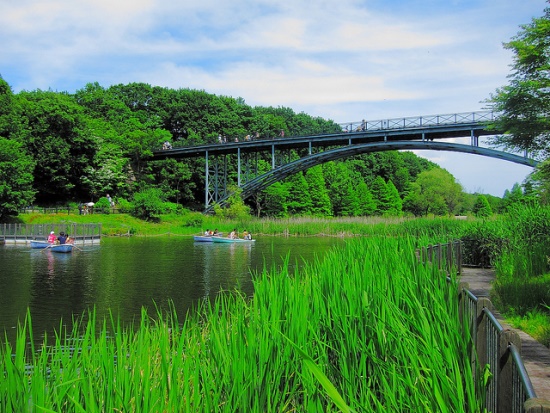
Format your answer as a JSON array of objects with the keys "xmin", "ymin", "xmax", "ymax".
[
  {"xmin": 2, "ymin": 236, "xmax": 482, "ymax": 412},
  {"xmin": 2, "ymin": 207, "xmax": 550, "ymax": 411}
]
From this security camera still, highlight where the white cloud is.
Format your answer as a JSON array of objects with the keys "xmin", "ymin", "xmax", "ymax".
[{"xmin": 0, "ymin": 0, "xmax": 546, "ymax": 194}]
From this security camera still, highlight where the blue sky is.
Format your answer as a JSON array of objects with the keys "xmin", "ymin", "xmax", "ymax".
[{"xmin": 1, "ymin": 0, "xmax": 547, "ymax": 196}]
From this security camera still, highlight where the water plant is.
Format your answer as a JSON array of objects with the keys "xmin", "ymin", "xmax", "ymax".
[{"xmin": 1, "ymin": 236, "xmax": 483, "ymax": 412}]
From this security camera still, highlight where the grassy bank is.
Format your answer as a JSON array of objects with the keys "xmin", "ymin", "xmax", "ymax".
[
  {"xmin": 14, "ymin": 211, "xmax": 471, "ymax": 240},
  {"xmin": 1, "ymin": 236, "xmax": 483, "ymax": 412}
]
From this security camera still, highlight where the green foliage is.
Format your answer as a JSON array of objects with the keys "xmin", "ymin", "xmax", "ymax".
[
  {"xmin": 213, "ymin": 186, "xmax": 251, "ymax": 219},
  {"xmin": 131, "ymin": 188, "xmax": 166, "ymax": 221},
  {"xmin": 94, "ymin": 197, "xmax": 112, "ymax": 214},
  {"xmin": 1, "ymin": 77, "xmax": 471, "ymax": 216},
  {"xmin": 473, "ymin": 194, "xmax": 493, "ymax": 217},
  {"xmin": 356, "ymin": 180, "xmax": 376, "ymax": 216},
  {"xmin": 305, "ymin": 166, "xmax": 332, "ymax": 216},
  {"xmin": 286, "ymin": 172, "xmax": 313, "ymax": 215},
  {"xmin": 493, "ymin": 274, "xmax": 550, "ymax": 317},
  {"xmin": 0, "ymin": 137, "xmax": 36, "ymax": 221},
  {"xmin": 16, "ymin": 90, "xmax": 98, "ymax": 203},
  {"xmin": 116, "ymin": 198, "xmax": 133, "ymax": 213},
  {"xmin": 487, "ymin": 7, "xmax": 550, "ymax": 156},
  {"xmin": 404, "ymin": 169, "xmax": 463, "ymax": 216},
  {"xmin": 526, "ymin": 158, "xmax": 550, "ymax": 205},
  {"xmin": 506, "ymin": 307, "xmax": 550, "ymax": 347},
  {"xmin": 460, "ymin": 220, "xmax": 508, "ymax": 267}
]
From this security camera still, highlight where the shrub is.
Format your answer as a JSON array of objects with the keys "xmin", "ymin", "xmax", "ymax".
[
  {"xmin": 132, "ymin": 188, "xmax": 166, "ymax": 221},
  {"xmin": 94, "ymin": 197, "xmax": 111, "ymax": 214},
  {"xmin": 460, "ymin": 220, "xmax": 507, "ymax": 267},
  {"xmin": 116, "ymin": 198, "xmax": 133, "ymax": 213}
]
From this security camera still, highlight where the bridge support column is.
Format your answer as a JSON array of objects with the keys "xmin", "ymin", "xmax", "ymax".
[
  {"xmin": 471, "ymin": 130, "xmax": 479, "ymax": 146},
  {"xmin": 205, "ymin": 151, "xmax": 209, "ymax": 208},
  {"xmin": 237, "ymin": 147, "xmax": 241, "ymax": 186},
  {"xmin": 205, "ymin": 154, "xmax": 228, "ymax": 212}
]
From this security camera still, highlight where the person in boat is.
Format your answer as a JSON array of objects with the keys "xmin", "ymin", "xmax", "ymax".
[
  {"xmin": 204, "ymin": 229, "xmax": 210, "ymax": 236},
  {"xmin": 57, "ymin": 232, "xmax": 67, "ymax": 245},
  {"xmin": 213, "ymin": 228, "xmax": 219, "ymax": 236},
  {"xmin": 47, "ymin": 231, "xmax": 56, "ymax": 244},
  {"xmin": 229, "ymin": 229, "xmax": 237, "ymax": 239},
  {"xmin": 243, "ymin": 230, "xmax": 252, "ymax": 240}
]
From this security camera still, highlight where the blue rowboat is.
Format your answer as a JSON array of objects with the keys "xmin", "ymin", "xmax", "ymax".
[
  {"xmin": 194, "ymin": 235, "xmax": 213, "ymax": 242},
  {"xmin": 211, "ymin": 237, "xmax": 255, "ymax": 244},
  {"xmin": 50, "ymin": 244, "xmax": 73, "ymax": 253},
  {"xmin": 30, "ymin": 240, "xmax": 53, "ymax": 249}
]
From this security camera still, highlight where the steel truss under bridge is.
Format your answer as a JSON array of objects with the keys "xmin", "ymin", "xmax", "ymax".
[{"xmin": 150, "ymin": 110, "xmax": 539, "ymax": 212}]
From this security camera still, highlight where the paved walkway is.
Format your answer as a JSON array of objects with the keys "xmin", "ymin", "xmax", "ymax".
[{"xmin": 460, "ymin": 267, "xmax": 550, "ymax": 402}]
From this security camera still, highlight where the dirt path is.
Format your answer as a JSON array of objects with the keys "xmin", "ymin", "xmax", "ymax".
[{"xmin": 459, "ymin": 267, "xmax": 550, "ymax": 401}]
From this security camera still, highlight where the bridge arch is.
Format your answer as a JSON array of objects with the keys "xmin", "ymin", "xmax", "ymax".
[{"xmin": 206, "ymin": 140, "xmax": 538, "ymax": 213}]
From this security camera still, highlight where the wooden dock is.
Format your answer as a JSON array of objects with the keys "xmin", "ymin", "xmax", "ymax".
[{"xmin": 0, "ymin": 223, "xmax": 101, "ymax": 245}]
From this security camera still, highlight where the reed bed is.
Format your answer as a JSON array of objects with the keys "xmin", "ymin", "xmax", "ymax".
[{"xmin": 1, "ymin": 237, "xmax": 482, "ymax": 412}]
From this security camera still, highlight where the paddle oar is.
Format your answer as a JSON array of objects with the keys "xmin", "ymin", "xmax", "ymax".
[{"xmin": 41, "ymin": 245, "xmax": 52, "ymax": 252}]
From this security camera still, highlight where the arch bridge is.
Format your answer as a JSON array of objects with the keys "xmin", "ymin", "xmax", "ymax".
[{"xmin": 151, "ymin": 111, "xmax": 538, "ymax": 212}]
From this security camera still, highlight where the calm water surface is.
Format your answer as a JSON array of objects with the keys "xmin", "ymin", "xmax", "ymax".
[{"xmin": 0, "ymin": 236, "xmax": 343, "ymax": 343}]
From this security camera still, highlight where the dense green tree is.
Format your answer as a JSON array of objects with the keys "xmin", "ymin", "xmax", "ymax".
[
  {"xmin": 286, "ymin": 172, "xmax": 313, "ymax": 215},
  {"xmin": 385, "ymin": 180, "xmax": 403, "ymax": 216},
  {"xmin": 304, "ymin": 166, "xmax": 332, "ymax": 216},
  {"xmin": 0, "ymin": 77, "xmax": 20, "ymax": 139},
  {"xmin": 0, "ymin": 137, "xmax": 36, "ymax": 220},
  {"xmin": 526, "ymin": 158, "xmax": 550, "ymax": 204},
  {"xmin": 473, "ymin": 194, "xmax": 493, "ymax": 217},
  {"xmin": 132, "ymin": 187, "xmax": 166, "ymax": 221},
  {"xmin": 403, "ymin": 168, "xmax": 463, "ymax": 216},
  {"xmin": 256, "ymin": 182, "xmax": 289, "ymax": 217},
  {"xmin": 213, "ymin": 185, "xmax": 251, "ymax": 219},
  {"xmin": 324, "ymin": 162, "xmax": 357, "ymax": 216},
  {"xmin": 370, "ymin": 176, "xmax": 391, "ymax": 215},
  {"xmin": 151, "ymin": 159, "xmax": 194, "ymax": 205},
  {"xmin": 17, "ymin": 90, "xmax": 98, "ymax": 203},
  {"xmin": 356, "ymin": 180, "xmax": 377, "ymax": 216},
  {"xmin": 502, "ymin": 182, "xmax": 527, "ymax": 210},
  {"xmin": 0, "ymin": 76, "xmax": 460, "ymax": 214},
  {"xmin": 487, "ymin": 7, "xmax": 550, "ymax": 156}
]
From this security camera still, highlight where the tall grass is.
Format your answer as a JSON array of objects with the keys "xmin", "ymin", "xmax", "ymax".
[
  {"xmin": 1, "ymin": 237, "xmax": 483, "ymax": 412},
  {"xmin": 17, "ymin": 212, "xmax": 473, "ymax": 240},
  {"xmin": 491, "ymin": 204, "xmax": 550, "ymax": 316}
]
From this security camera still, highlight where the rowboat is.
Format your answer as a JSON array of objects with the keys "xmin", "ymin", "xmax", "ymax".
[
  {"xmin": 211, "ymin": 237, "xmax": 255, "ymax": 244},
  {"xmin": 30, "ymin": 240, "xmax": 53, "ymax": 249},
  {"xmin": 194, "ymin": 235, "xmax": 214, "ymax": 242},
  {"xmin": 50, "ymin": 244, "xmax": 73, "ymax": 253},
  {"xmin": 194, "ymin": 233, "xmax": 224, "ymax": 242}
]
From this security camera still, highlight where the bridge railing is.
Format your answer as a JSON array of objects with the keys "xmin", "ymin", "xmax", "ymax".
[
  {"xmin": 419, "ymin": 241, "xmax": 549, "ymax": 413},
  {"xmin": 340, "ymin": 110, "xmax": 497, "ymax": 133}
]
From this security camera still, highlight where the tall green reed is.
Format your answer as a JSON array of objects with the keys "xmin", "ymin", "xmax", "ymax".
[{"xmin": 1, "ymin": 237, "xmax": 482, "ymax": 412}]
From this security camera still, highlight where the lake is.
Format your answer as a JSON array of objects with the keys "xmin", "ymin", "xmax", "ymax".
[{"xmin": 0, "ymin": 236, "xmax": 344, "ymax": 344}]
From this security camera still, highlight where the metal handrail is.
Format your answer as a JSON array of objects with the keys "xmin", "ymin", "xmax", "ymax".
[
  {"xmin": 339, "ymin": 110, "xmax": 496, "ymax": 133},
  {"xmin": 420, "ymin": 240, "xmax": 547, "ymax": 413}
]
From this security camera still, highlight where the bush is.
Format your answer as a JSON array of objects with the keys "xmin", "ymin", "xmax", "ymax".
[
  {"xmin": 116, "ymin": 198, "xmax": 133, "ymax": 213},
  {"xmin": 132, "ymin": 188, "xmax": 166, "ymax": 221},
  {"xmin": 460, "ymin": 220, "xmax": 507, "ymax": 267},
  {"xmin": 94, "ymin": 197, "xmax": 112, "ymax": 214}
]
